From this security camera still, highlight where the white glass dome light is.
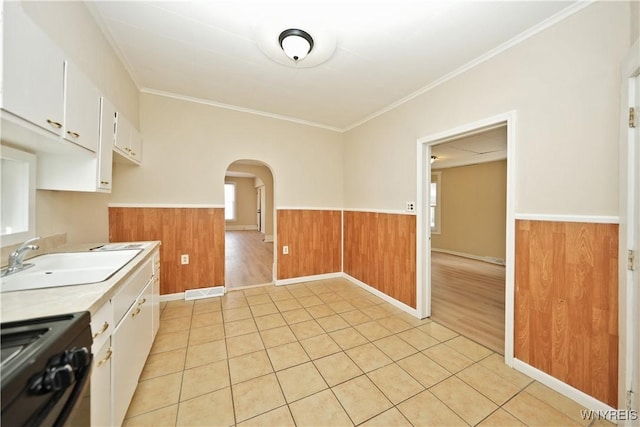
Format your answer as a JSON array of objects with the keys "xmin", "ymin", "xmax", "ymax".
[{"xmin": 279, "ymin": 29, "xmax": 314, "ymax": 62}]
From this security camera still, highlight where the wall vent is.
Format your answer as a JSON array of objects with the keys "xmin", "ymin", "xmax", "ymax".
[{"xmin": 185, "ymin": 286, "xmax": 225, "ymax": 301}]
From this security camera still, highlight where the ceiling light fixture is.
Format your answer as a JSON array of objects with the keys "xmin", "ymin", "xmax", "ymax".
[
  {"xmin": 431, "ymin": 156, "xmax": 437, "ymax": 164},
  {"xmin": 279, "ymin": 29, "xmax": 314, "ymax": 62}
]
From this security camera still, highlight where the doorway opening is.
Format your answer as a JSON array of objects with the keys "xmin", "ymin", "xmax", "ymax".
[
  {"xmin": 417, "ymin": 111, "xmax": 516, "ymax": 362},
  {"xmin": 429, "ymin": 125, "xmax": 507, "ymax": 354},
  {"xmin": 224, "ymin": 160, "xmax": 275, "ymax": 290}
]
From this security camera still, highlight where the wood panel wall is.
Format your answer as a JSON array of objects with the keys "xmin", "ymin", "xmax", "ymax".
[
  {"xmin": 515, "ymin": 219, "xmax": 618, "ymax": 407},
  {"xmin": 277, "ymin": 209, "xmax": 341, "ymax": 280},
  {"xmin": 343, "ymin": 211, "xmax": 416, "ymax": 308},
  {"xmin": 109, "ymin": 207, "xmax": 225, "ymax": 295}
]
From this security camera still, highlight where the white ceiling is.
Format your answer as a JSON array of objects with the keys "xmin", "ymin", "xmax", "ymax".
[
  {"xmin": 431, "ymin": 125, "xmax": 506, "ymax": 169},
  {"xmin": 87, "ymin": 1, "xmax": 578, "ymax": 131}
]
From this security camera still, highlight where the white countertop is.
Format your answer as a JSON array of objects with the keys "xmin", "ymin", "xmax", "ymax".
[{"xmin": 0, "ymin": 241, "xmax": 160, "ymax": 323}]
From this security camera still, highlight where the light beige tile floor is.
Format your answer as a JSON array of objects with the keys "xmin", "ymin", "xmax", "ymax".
[{"xmin": 122, "ymin": 278, "xmax": 612, "ymax": 427}]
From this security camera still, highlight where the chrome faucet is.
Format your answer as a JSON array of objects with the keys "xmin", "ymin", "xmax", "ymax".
[{"xmin": 2, "ymin": 237, "xmax": 40, "ymax": 277}]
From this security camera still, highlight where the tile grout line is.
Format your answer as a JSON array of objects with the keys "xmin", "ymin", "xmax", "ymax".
[{"xmin": 131, "ymin": 279, "xmax": 589, "ymax": 427}]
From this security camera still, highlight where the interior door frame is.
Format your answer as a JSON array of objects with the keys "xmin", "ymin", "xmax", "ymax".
[
  {"xmin": 416, "ymin": 110, "xmax": 517, "ymax": 364},
  {"xmin": 256, "ymin": 186, "xmax": 263, "ymax": 233},
  {"xmin": 619, "ymin": 38, "xmax": 639, "ymax": 419}
]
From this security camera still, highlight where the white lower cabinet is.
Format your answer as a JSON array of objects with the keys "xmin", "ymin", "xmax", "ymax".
[
  {"xmin": 111, "ymin": 281, "xmax": 153, "ymax": 426},
  {"xmin": 90, "ymin": 338, "xmax": 112, "ymax": 427},
  {"xmin": 151, "ymin": 251, "xmax": 161, "ymax": 337},
  {"xmin": 89, "ymin": 300, "xmax": 113, "ymax": 427},
  {"xmin": 88, "ymin": 248, "xmax": 159, "ymax": 426}
]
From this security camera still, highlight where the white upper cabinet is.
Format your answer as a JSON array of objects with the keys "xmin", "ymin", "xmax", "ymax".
[
  {"xmin": 114, "ymin": 113, "xmax": 142, "ymax": 164},
  {"xmin": 130, "ymin": 127, "xmax": 143, "ymax": 162},
  {"xmin": 1, "ymin": 1, "xmax": 65, "ymax": 136},
  {"xmin": 37, "ymin": 95, "xmax": 115, "ymax": 193},
  {"xmin": 98, "ymin": 98, "xmax": 116, "ymax": 191},
  {"xmin": 64, "ymin": 62, "xmax": 101, "ymax": 152},
  {"xmin": 1, "ymin": 2, "xmax": 141, "ymax": 193}
]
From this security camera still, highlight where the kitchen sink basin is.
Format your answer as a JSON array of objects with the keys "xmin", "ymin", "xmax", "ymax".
[{"xmin": 0, "ymin": 249, "xmax": 142, "ymax": 292}]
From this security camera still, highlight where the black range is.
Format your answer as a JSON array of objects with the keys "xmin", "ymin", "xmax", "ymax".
[{"xmin": 1, "ymin": 311, "xmax": 92, "ymax": 427}]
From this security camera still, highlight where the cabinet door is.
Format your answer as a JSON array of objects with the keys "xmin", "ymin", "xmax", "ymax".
[
  {"xmin": 91, "ymin": 338, "xmax": 112, "ymax": 427},
  {"xmin": 113, "ymin": 112, "xmax": 131, "ymax": 154},
  {"xmin": 98, "ymin": 98, "xmax": 116, "ymax": 191},
  {"xmin": 64, "ymin": 62, "xmax": 100, "ymax": 152},
  {"xmin": 111, "ymin": 282, "xmax": 153, "ymax": 427},
  {"xmin": 139, "ymin": 282, "xmax": 154, "ymax": 356},
  {"xmin": 151, "ymin": 251, "xmax": 161, "ymax": 338},
  {"xmin": 2, "ymin": 1, "xmax": 64, "ymax": 135},
  {"xmin": 129, "ymin": 127, "xmax": 142, "ymax": 163}
]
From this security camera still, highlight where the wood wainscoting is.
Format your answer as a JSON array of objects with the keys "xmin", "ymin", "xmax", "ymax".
[
  {"xmin": 515, "ymin": 219, "xmax": 618, "ymax": 407},
  {"xmin": 109, "ymin": 207, "xmax": 225, "ymax": 295},
  {"xmin": 343, "ymin": 211, "xmax": 416, "ymax": 308},
  {"xmin": 277, "ymin": 209, "xmax": 341, "ymax": 280}
]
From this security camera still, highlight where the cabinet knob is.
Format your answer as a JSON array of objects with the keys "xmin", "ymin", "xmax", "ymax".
[
  {"xmin": 46, "ymin": 119, "xmax": 62, "ymax": 129},
  {"xmin": 66, "ymin": 130, "xmax": 80, "ymax": 138},
  {"xmin": 92, "ymin": 321, "xmax": 109, "ymax": 338},
  {"xmin": 100, "ymin": 181, "xmax": 110, "ymax": 185},
  {"xmin": 96, "ymin": 349, "xmax": 112, "ymax": 368}
]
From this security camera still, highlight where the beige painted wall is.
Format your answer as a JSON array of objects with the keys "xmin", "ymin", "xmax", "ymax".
[
  {"xmin": 227, "ymin": 163, "xmax": 275, "ymax": 238},
  {"xmin": 431, "ymin": 160, "xmax": 507, "ymax": 260},
  {"xmin": 343, "ymin": 2, "xmax": 631, "ymax": 217},
  {"xmin": 1, "ymin": 1, "xmax": 139, "ymax": 245},
  {"xmin": 225, "ymin": 177, "xmax": 257, "ymax": 227},
  {"xmin": 110, "ymin": 93, "xmax": 344, "ymax": 209},
  {"xmin": 36, "ymin": 190, "xmax": 111, "ymax": 244}
]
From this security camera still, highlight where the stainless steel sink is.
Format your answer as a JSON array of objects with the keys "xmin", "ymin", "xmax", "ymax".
[{"xmin": 0, "ymin": 249, "xmax": 142, "ymax": 292}]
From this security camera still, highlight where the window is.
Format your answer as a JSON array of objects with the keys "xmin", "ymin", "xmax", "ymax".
[
  {"xmin": 430, "ymin": 171, "xmax": 441, "ymax": 234},
  {"xmin": 1, "ymin": 146, "xmax": 36, "ymax": 246},
  {"xmin": 224, "ymin": 182, "xmax": 236, "ymax": 221}
]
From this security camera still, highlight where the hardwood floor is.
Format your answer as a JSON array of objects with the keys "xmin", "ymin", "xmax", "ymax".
[
  {"xmin": 431, "ymin": 251, "xmax": 505, "ymax": 354},
  {"xmin": 225, "ymin": 231, "xmax": 274, "ymax": 289}
]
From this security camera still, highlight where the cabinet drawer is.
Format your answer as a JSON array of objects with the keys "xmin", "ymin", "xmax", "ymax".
[
  {"xmin": 112, "ymin": 258, "xmax": 152, "ymax": 324},
  {"xmin": 90, "ymin": 301, "xmax": 113, "ymax": 352}
]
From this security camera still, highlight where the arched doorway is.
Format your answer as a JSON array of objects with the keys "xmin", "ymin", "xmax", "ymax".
[{"xmin": 224, "ymin": 160, "xmax": 275, "ymax": 289}]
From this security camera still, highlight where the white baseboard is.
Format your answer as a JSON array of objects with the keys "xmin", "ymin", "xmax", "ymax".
[
  {"xmin": 275, "ymin": 272, "xmax": 342, "ymax": 286},
  {"xmin": 159, "ymin": 292, "xmax": 185, "ymax": 302},
  {"xmin": 342, "ymin": 273, "xmax": 419, "ymax": 317},
  {"xmin": 432, "ymin": 248, "xmax": 505, "ymax": 265},
  {"xmin": 226, "ymin": 225, "xmax": 259, "ymax": 231},
  {"xmin": 160, "ymin": 287, "xmax": 226, "ymax": 301},
  {"xmin": 511, "ymin": 359, "xmax": 617, "ymax": 416},
  {"xmin": 226, "ymin": 282, "xmax": 274, "ymax": 292},
  {"xmin": 264, "ymin": 234, "xmax": 274, "ymax": 242}
]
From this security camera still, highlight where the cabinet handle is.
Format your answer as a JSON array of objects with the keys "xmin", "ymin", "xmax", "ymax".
[
  {"xmin": 66, "ymin": 130, "xmax": 80, "ymax": 138},
  {"xmin": 138, "ymin": 297, "xmax": 147, "ymax": 305},
  {"xmin": 46, "ymin": 119, "xmax": 62, "ymax": 129},
  {"xmin": 92, "ymin": 321, "xmax": 109, "ymax": 338},
  {"xmin": 96, "ymin": 348, "xmax": 112, "ymax": 367},
  {"xmin": 132, "ymin": 307, "xmax": 141, "ymax": 317},
  {"xmin": 100, "ymin": 181, "xmax": 110, "ymax": 185}
]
